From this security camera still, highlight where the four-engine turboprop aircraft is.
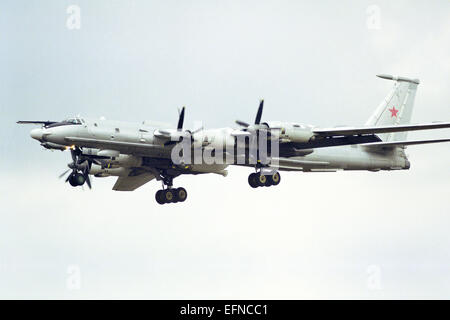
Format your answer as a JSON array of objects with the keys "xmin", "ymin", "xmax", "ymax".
[{"xmin": 18, "ymin": 74, "xmax": 450, "ymax": 204}]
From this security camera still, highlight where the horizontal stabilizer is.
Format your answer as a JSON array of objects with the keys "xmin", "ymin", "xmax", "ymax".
[
  {"xmin": 376, "ymin": 74, "xmax": 420, "ymax": 84},
  {"xmin": 313, "ymin": 122, "xmax": 450, "ymax": 137}
]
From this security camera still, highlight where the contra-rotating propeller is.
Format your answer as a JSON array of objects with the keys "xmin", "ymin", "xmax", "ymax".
[
  {"xmin": 234, "ymin": 99, "xmax": 284, "ymax": 164},
  {"xmin": 235, "ymin": 99, "xmax": 283, "ymax": 136},
  {"xmin": 156, "ymin": 106, "xmax": 203, "ymax": 146},
  {"xmin": 59, "ymin": 147, "xmax": 93, "ymax": 189},
  {"xmin": 235, "ymin": 99, "xmax": 265, "ymax": 130}
]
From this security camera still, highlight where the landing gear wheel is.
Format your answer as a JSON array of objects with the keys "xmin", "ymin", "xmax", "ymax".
[
  {"xmin": 248, "ymin": 173, "xmax": 259, "ymax": 188},
  {"xmin": 155, "ymin": 190, "xmax": 165, "ymax": 205},
  {"xmin": 268, "ymin": 172, "xmax": 281, "ymax": 186},
  {"xmin": 175, "ymin": 187, "xmax": 188, "ymax": 202},
  {"xmin": 256, "ymin": 174, "xmax": 267, "ymax": 187},
  {"xmin": 163, "ymin": 189, "xmax": 175, "ymax": 203}
]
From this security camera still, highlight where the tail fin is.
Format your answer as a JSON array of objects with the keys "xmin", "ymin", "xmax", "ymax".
[{"xmin": 366, "ymin": 74, "xmax": 420, "ymax": 141}]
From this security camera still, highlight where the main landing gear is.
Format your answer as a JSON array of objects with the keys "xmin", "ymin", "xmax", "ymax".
[
  {"xmin": 154, "ymin": 174, "xmax": 188, "ymax": 205},
  {"xmin": 248, "ymin": 171, "xmax": 281, "ymax": 188},
  {"xmin": 155, "ymin": 187, "xmax": 188, "ymax": 205}
]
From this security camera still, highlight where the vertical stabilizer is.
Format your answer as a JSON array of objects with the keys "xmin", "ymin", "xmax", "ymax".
[{"xmin": 366, "ymin": 74, "xmax": 420, "ymax": 141}]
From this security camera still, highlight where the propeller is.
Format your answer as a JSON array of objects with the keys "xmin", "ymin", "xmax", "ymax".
[
  {"xmin": 234, "ymin": 99, "xmax": 283, "ymax": 135},
  {"xmin": 59, "ymin": 147, "xmax": 92, "ymax": 189},
  {"xmin": 234, "ymin": 99, "xmax": 284, "ymax": 165},
  {"xmin": 235, "ymin": 100, "xmax": 268, "ymax": 132},
  {"xmin": 159, "ymin": 106, "xmax": 204, "ymax": 146}
]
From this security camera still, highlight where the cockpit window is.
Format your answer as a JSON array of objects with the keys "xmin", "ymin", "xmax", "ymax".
[
  {"xmin": 45, "ymin": 117, "xmax": 83, "ymax": 128},
  {"xmin": 64, "ymin": 118, "xmax": 82, "ymax": 124}
]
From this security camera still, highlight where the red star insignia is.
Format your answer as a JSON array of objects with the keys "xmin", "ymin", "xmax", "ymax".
[{"xmin": 389, "ymin": 106, "xmax": 399, "ymax": 118}]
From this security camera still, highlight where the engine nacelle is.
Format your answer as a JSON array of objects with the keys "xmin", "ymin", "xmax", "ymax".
[
  {"xmin": 265, "ymin": 122, "xmax": 314, "ymax": 143},
  {"xmin": 89, "ymin": 165, "xmax": 128, "ymax": 177},
  {"xmin": 82, "ymin": 148, "xmax": 142, "ymax": 168},
  {"xmin": 100, "ymin": 154, "xmax": 142, "ymax": 168},
  {"xmin": 281, "ymin": 127, "xmax": 314, "ymax": 143}
]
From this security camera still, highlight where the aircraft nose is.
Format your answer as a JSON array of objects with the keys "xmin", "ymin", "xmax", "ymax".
[{"xmin": 30, "ymin": 128, "xmax": 43, "ymax": 141}]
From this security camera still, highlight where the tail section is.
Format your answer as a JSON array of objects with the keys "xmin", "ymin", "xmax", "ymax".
[{"xmin": 366, "ymin": 74, "xmax": 420, "ymax": 141}]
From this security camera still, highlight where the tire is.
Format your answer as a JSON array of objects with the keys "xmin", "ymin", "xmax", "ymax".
[
  {"xmin": 172, "ymin": 189, "xmax": 179, "ymax": 203},
  {"xmin": 176, "ymin": 187, "xmax": 188, "ymax": 202},
  {"xmin": 268, "ymin": 172, "xmax": 281, "ymax": 186},
  {"xmin": 256, "ymin": 174, "xmax": 267, "ymax": 187},
  {"xmin": 248, "ymin": 173, "xmax": 258, "ymax": 188},
  {"xmin": 155, "ymin": 190, "xmax": 165, "ymax": 204},
  {"xmin": 163, "ymin": 189, "xmax": 174, "ymax": 203}
]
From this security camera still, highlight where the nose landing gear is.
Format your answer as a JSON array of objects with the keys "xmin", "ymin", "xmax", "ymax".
[{"xmin": 248, "ymin": 171, "xmax": 281, "ymax": 188}]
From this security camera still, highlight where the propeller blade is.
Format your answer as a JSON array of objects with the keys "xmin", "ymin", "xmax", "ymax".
[
  {"xmin": 59, "ymin": 169, "xmax": 70, "ymax": 179},
  {"xmin": 177, "ymin": 106, "xmax": 185, "ymax": 130},
  {"xmin": 85, "ymin": 174, "xmax": 92, "ymax": 189},
  {"xmin": 65, "ymin": 171, "xmax": 74, "ymax": 183},
  {"xmin": 82, "ymin": 160, "xmax": 92, "ymax": 189},
  {"xmin": 191, "ymin": 126, "xmax": 204, "ymax": 134},
  {"xmin": 235, "ymin": 120, "xmax": 250, "ymax": 127},
  {"xmin": 70, "ymin": 149, "xmax": 77, "ymax": 162},
  {"xmin": 255, "ymin": 99, "xmax": 264, "ymax": 124},
  {"xmin": 77, "ymin": 158, "xmax": 89, "ymax": 168}
]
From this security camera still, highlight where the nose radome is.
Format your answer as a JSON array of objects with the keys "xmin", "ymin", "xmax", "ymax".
[{"xmin": 30, "ymin": 128, "xmax": 43, "ymax": 141}]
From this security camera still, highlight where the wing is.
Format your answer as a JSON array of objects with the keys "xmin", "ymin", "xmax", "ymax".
[
  {"xmin": 313, "ymin": 122, "xmax": 450, "ymax": 137},
  {"xmin": 269, "ymin": 157, "xmax": 333, "ymax": 172},
  {"xmin": 112, "ymin": 172, "xmax": 156, "ymax": 191},
  {"xmin": 65, "ymin": 137, "xmax": 166, "ymax": 156},
  {"xmin": 361, "ymin": 138, "xmax": 450, "ymax": 150}
]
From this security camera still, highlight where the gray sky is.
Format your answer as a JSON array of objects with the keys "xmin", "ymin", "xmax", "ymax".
[{"xmin": 0, "ymin": 0, "xmax": 449, "ymax": 299}]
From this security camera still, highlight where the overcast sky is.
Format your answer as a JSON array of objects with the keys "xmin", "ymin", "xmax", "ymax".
[{"xmin": 1, "ymin": 0, "xmax": 449, "ymax": 299}]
